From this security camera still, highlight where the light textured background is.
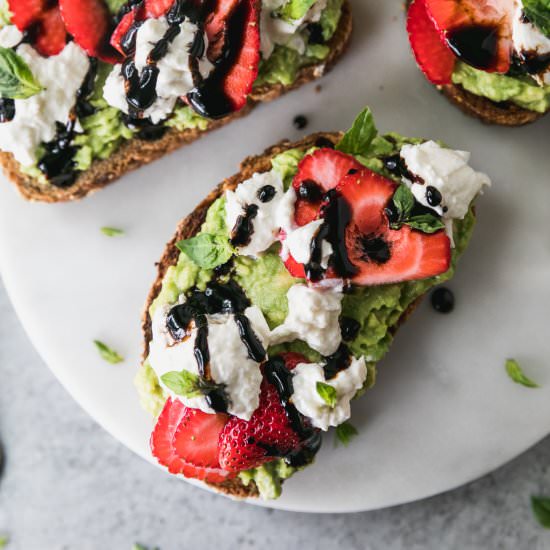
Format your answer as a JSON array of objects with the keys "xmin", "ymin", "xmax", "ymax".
[{"xmin": 0, "ymin": 282, "xmax": 549, "ymax": 549}]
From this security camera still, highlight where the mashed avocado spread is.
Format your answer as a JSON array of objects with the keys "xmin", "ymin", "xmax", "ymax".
[
  {"xmin": 136, "ymin": 111, "xmax": 477, "ymax": 499},
  {"xmin": 452, "ymin": 61, "xmax": 550, "ymax": 114}
]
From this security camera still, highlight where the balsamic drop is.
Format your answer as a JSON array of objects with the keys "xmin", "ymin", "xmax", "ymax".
[
  {"xmin": 293, "ymin": 115, "xmax": 308, "ymax": 130},
  {"xmin": 431, "ymin": 287, "xmax": 455, "ymax": 314}
]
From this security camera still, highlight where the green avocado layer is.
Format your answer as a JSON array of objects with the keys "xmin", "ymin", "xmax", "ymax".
[
  {"xmin": 452, "ymin": 61, "xmax": 550, "ymax": 114},
  {"xmin": 136, "ymin": 129, "xmax": 477, "ymax": 499}
]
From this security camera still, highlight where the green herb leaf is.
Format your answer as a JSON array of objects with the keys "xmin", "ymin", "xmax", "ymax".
[
  {"xmin": 94, "ymin": 340, "xmax": 124, "ymax": 364},
  {"xmin": 335, "ymin": 421, "xmax": 358, "ymax": 447},
  {"xmin": 531, "ymin": 496, "xmax": 550, "ymax": 528},
  {"xmin": 132, "ymin": 544, "xmax": 160, "ymax": 550},
  {"xmin": 278, "ymin": 0, "xmax": 316, "ymax": 21},
  {"xmin": 316, "ymin": 381, "xmax": 337, "ymax": 408},
  {"xmin": 389, "ymin": 184, "xmax": 415, "ymax": 229},
  {"xmin": 0, "ymin": 535, "xmax": 8, "ymax": 549},
  {"xmin": 523, "ymin": 0, "xmax": 550, "ymax": 38},
  {"xmin": 336, "ymin": 107, "xmax": 378, "ymax": 156},
  {"xmin": 405, "ymin": 214, "xmax": 446, "ymax": 234},
  {"xmin": 100, "ymin": 226, "xmax": 124, "ymax": 237},
  {"xmin": 161, "ymin": 370, "xmax": 224, "ymax": 399},
  {"xmin": 176, "ymin": 233, "xmax": 233, "ymax": 269},
  {"xmin": 505, "ymin": 359, "xmax": 539, "ymax": 388},
  {"xmin": 0, "ymin": 47, "xmax": 43, "ymax": 99}
]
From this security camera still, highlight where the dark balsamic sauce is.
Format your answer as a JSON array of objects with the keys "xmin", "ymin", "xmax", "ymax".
[
  {"xmin": 230, "ymin": 204, "xmax": 259, "ymax": 247},
  {"xmin": 518, "ymin": 51, "xmax": 550, "ymax": 76},
  {"xmin": 257, "ymin": 184, "xmax": 276, "ymax": 203},
  {"xmin": 314, "ymin": 136, "xmax": 335, "ymax": 149},
  {"xmin": 298, "ymin": 179, "xmax": 322, "ymax": 202},
  {"xmin": 426, "ymin": 185, "xmax": 442, "ymax": 207},
  {"xmin": 37, "ymin": 59, "xmax": 98, "ymax": 187},
  {"xmin": 383, "ymin": 153, "xmax": 416, "ymax": 182},
  {"xmin": 263, "ymin": 357, "xmax": 322, "ymax": 467},
  {"xmin": 446, "ymin": 25, "xmax": 499, "ymax": 71},
  {"xmin": 431, "ymin": 287, "xmax": 455, "ymax": 314},
  {"xmin": 323, "ymin": 344, "xmax": 353, "ymax": 380},
  {"xmin": 166, "ymin": 280, "xmax": 266, "ymax": 413},
  {"xmin": 0, "ymin": 98, "xmax": 15, "ymax": 123},
  {"xmin": 340, "ymin": 317, "xmax": 360, "ymax": 342},
  {"xmin": 293, "ymin": 114, "xmax": 308, "ymax": 130},
  {"xmin": 307, "ymin": 22, "xmax": 324, "ymax": 45},
  {"xmin": 305, "ymin": 189, "xmax": 358, "ymax": 282}
]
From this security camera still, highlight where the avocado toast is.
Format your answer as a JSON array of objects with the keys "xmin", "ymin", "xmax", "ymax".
[
  {"xmin": 138, "ymin": 108, "xmax": 489, "ymax": 499},
  {"xmin": 0, "ymin": 0, "xmax": 351, "ymax": 202},
  {"xmin": 406, "ymin": 0, "xmax": 550, "ymax": 126}
]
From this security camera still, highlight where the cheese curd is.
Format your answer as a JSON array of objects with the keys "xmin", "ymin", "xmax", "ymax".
[
  {"xmin": 148, "ymin": 303, "xmax": 270, "ymax": 420},
  {"xmin": 260, "ymin": 0, "xmax": 328, "ymax": 59},
  {"xmin": 291, "ymin": 356, "xmax": 368, "ymax": 430},
  {"xmin": 103, "ymin": 17, "xmax": 213, "ymax": 124},
  {"xmin": 512, "ymin": 1, "xmax": 550, "ymax": 85},
  {"xmin": 270, "ymin": 282, "xmax": 343, "ymax": 356},
  {"xmin": 400, "ymin": 141, "xmax": 491, "ymax": 242},
  {"xmin": 225, "ymin": 170, "xmax": 296, "ymax": 258},
  {"xmin": 0, "ymin": 35, "xmax": 90, "ymax": 166},
  {"xmin": 284, "ymin": 219, "xmax": 333, "ymax": 269}
]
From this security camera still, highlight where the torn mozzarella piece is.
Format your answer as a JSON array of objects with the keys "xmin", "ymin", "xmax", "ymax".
[{"xmin": 284, "ymin": 219, "xmax": 333, "ymax": 269}]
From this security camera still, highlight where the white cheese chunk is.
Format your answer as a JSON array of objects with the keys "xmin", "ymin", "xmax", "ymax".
[{"xmin": 284, "ymin": 219, "xmax": 333, "ymax": 268}]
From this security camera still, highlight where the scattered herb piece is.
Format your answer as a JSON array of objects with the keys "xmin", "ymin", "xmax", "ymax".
[
  {"xmin": 531, "ymin": 496, "xmax": 550, "ymax": 528},
  {"xmin": 100, "ymin": 227, "xmax": 124, "ymax": 237},
  {"xmin": 316, "ymin": 381, "xmax": 337, "ymax": 408},
  {"xmin": 0, "ymin": 47, "xmax": 43, "ymax": 99},
  {"xmin": 177, "ymin": 233, "xmax": 233, "ymax": 269},
  {"xmin": 336, "ymin": 107, "xmax": 377, "ymax": 156},
  {"xmin": 523, "ymin": 0, "xmax": 550, "ymax": 38},
  {"xmin": 133, "ymin": 544, "xmax": 160, "ymax": 550},
  {"xmin": 161, "ymin": 370, "xmax": 225, "ymax": 399},
  {"xmin": 505, "ymin": 359, "xmax": 539, "ymax": 388},
  {"xmin": 94, "ymin": 340, "xmax": 124, "ymax": 364},
  {"xmin": 335, "ymin": 421, "xmax": 358, "ymax": 447},
  {"xmin": 0, "ymin": 536, "xmax": 8, "ymax": 548}
]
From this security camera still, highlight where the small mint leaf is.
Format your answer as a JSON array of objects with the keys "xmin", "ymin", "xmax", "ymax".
[
  {"xmin": 531, "ymin": 496, "xmax": 550, "ymax": 528},
  {"xmin": 505, "ymin": 359, "xmax": 539, "ymax": 388},
  {"xmin": 316, "ymin": 381, "xmax": 337, "ymax": 408},
  {"xmin": 0, "ymin": 47, "xmax": 42, "ymax": 99},
  {"xmin": 100, "ymin": 227, "xmax": 124, "ymax": 237},
  {"xmin": 176, "ymin": 233, "xmax": 233, "ymax": 270},
  {"xmin": 161, "ymin": 370, "xmax": 223, "ymax": 398},
  {"xmin": 93, "ymin": 340, "xmax": 124, "ymax": 364},
  {"xmin": 336, "ymin": 107, "xmax": 378, "ymax": 156},
  {"xmin": 335, "ymin": 421, "xmax": 358, "ymax": 447}
]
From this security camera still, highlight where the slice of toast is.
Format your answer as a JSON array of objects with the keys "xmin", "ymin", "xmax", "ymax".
[
  {"xmin": 141, "ymin": 132, "xmax": 426, "ymax": 499},
  {"xmin": 0, "ymin": 1, "xmax": 352, "ymax": 203},
  {"xmin": 440, "ymin": 83, "xmax": 544, "ymax": 127}
]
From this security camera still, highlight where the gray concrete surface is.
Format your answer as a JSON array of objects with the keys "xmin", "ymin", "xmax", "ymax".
[{"xmin": 0, "ymin": 280, "xmax": 549, "ymax": 550}]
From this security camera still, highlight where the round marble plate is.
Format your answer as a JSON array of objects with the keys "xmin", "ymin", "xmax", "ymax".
[{"xmin": 0, "ymin": 0, "xmax": 549, "ymax": 513}]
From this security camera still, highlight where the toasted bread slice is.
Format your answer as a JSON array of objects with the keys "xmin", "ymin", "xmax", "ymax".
[
  {"xmin": 140, "ymin": 132, "xmax": 427, "ymax": 499},
  {"xmin": 0, "ymin": 1, "xmax": 352, "ymax": 203},
  {"xmin": 440, "ymin": 83, "xmax": 544, "ymax": 127}
]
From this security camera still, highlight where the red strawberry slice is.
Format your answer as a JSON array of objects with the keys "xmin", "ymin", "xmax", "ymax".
[
  {"xmin": 291, "ymin": 148, "xmax": 364, "ymax": 227},
  {"xmin": 337, "ymin": 169, "xmax": 451, "ymax": 285},
  {"xmin": 59, "ymin": 0, "xmax": 122, "ymax": 63},
  {"xmin": 145, "ymin": 0, "xmax": 175, "ymax": 18},
  {"xmin": 423, "ymin": 0, "xmax": 513, "ymax": 73},
  {"xmin": 110, "ymin": 7, "xmax": 142, "ymax": 55},
  {"xmin": 8, "ymin": 0, "xmax": 44, "ymax": 31},
  {"xmin": 407, "ymin": 0, "xmax": 456, "ymax": 85},
  {"xmin": 33, "ymin": 6, "xmax": 68, "ymax": 57},
  {"xmin": 218, "ymin": 354, "xmax": 312, "ymax": 473},
  {"xmin": 151, "ymin": 398, "xmax": 235, "ymax": 484},
  {"xmin": 205, "ymin": 0, "xmax": 239, "ymax": 61}
]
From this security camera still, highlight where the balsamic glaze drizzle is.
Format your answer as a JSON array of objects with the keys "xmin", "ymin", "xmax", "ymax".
[
  {"xmin": 0, "ymin": 98, "xmax": 15, "ymax": 123},
  {"xmin": 230, "ymin": 204, "xmax": 259, "ymax": 247}
]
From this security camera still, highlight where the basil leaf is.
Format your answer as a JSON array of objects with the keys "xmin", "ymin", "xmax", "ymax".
[
  {"xmin": 389, "ymin": 184, "xmax": 415, "ymax": 229},
  {"xmin": 161, "ymin": 370, "xmax": 223, "ymax": 398},
  {"xmin": 523, "ymin": 0, "xmax": 550, "ymax": 38},
  {"xmin": 336, "ymin": 107, "xmax": 377, "ymax": 156},
  {"xmin": 279, "ymin": 0, "xmax": 316, "ymax": 21},
  {"xmin": 93, "ymin": 340, "xmax": 124, "ymax": 364},
  {"xmin": 133, "ymin": 544, "xmax": 160, "ymax": 550},
  {"xmin": 532, "ymin": 496, "xmax": 550, "ymax": 528},
  {"xmin": 0, "ymin": 47, "xmax": 42, "ymax": 99},
  {"xmin": 405, "ymin": 214, "xmax": 445, "ymax": 234},
  {"xmin": 335, "ymin": 421, "xmax": 358, "ymax": 447},
  {"xmin": 0, "ymin": 535, "xmax": 8, "ymax": 549},
  {"xmin": 176, "ymin": 233, "xmax": 233, "ymax": 269},
  {"xmin": 100, "ymin": 226, "xmax": 124, "ymax": 237},
  {"xmin": 505, "ymin": 359, "xmax": 539, "ymax": 388},
  {"xmin": 316, "ymin": 381, "xmax": 337, "ymax": 408}
]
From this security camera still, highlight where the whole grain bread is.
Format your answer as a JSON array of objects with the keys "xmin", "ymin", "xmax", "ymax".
[
  {"xmin": 140, "ymin": 132, "xmax": 426, "ymax": 499},
  {"xmin": 0, "ymin": 0, "xmax": 352, "ymax": 203}
]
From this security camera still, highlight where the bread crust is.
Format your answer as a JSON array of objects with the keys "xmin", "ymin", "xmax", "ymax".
[
  {"xmin": 440, "ymin": 83, "xmax": 545, "ymax": 127},
  {"xmin": 0, "ymin": 0, "xmax": 352, "ymax": 203},
  {"xmin": 140, "ymin": 132, "xmax": 425, "ymax": 499}
]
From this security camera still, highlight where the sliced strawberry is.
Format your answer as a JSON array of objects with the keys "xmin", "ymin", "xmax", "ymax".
[
  {"xmin": 423, "ymin": 0, "xmax": 513, "ymax": 73},
  {"xmin": 59, "ymin": 0, "xmax": 122, "ymax": 63},
  {"xmin": 8, "ymin": 0, "xmax": 45, "ymax": 31},
  {"xmin": 407, "ymin": 0, "xmax": 456, "ymax": 85},
  {"xmin": 110, "ymin": 7, "xmax": 142, "ymax": 55},
  {"xmin": 33, "ymin": 6, "xmax": 67, "ymax": 57},
  {"xmin": 173, "ymin": 407, "xmax": 229, "ymax": 468},
  {"xmin": 337, "ymin": 169, "xmax": 451, "ymax": 286},
  {"xmin": 144, "ymin": 0, "xmax": 175, "ymax": 18},
  {"xmin": 219, "ymin": 354, "xmax": 313, "ymax": 473},
  {"xmin": 280, "ymin": 246, "xmax": 306, "ymax": 279},
  {"xmin": 205, "ymin": 0, "xmax": 240, "ymax": 61},
  {"xmin": 150, "ymin": 398, "xmax": 235, "ymax": 484},
  {"xmin": 291, "ymin": 148, "xmax": 364, "ymax": 227}
]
